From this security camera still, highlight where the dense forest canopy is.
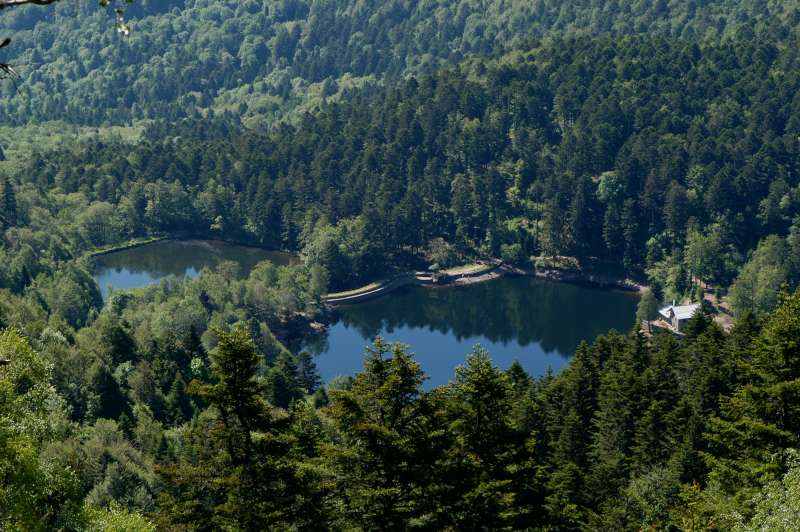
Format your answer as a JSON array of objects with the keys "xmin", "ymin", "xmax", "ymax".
[
  {"xmin": 5, "ymin": 34, "xmax": 800, "ymax": 307},
  {"xmin": 2, "ymin": 0, "xmax": 800, "ymax": 529},
  {"xmin": 0, "ymin": 0, "xmax": 798, "ymax": 125}
]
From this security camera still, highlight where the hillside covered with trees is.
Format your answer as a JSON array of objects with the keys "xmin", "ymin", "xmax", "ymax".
[
  {"xmin": 2, "ymin": 0, "xmax": 800, "ymax": 529},
  {"xmin": 5, "ymin": 33, "xmax": 800, "ymax": 312},
  {"xmin": 0, "ymin": 0, "xmax": 797, "ymax": 125}
]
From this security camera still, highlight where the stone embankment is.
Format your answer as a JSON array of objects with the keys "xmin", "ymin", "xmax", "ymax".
[
  {"xmin": 322, "ymin": 260, "xmax": 646, "ymax": 307},
  {"xmin": 322, "ymin": 262, "xmax": 502, "ymax": 306}
]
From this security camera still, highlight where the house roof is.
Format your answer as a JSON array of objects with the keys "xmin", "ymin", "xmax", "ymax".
[{"xmin": 659, "ymin": 303, "xmax": 700, "ymax": 321}]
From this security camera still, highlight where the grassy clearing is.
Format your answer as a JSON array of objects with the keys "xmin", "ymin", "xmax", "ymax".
[{"xmin": 0, "ymin": 121, "xmax": 147, "ymax": 172}]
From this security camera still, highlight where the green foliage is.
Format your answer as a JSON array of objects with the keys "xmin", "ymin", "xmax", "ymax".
[
  {"xmin": 0, "ymin": 329, "xmax": 85, "ymax": 530},
  {"xmin": 731, "ymin": 450, "xmax": 800, "ymax": 531},
  {"xmin": 85, "ymin": 502, "xmax": 156, "ymax": 532},
  {"xmin": 30, "ymin": 264, "xmax": 102, "ymax": 329},
  {"xmin": 3, "ymin": 0, "xmax": 800, "ymax": 528},
  {"xmin": 324, "ymin": 337, "xmax": 440, "ymax": 528},
  {"xmin": 8, "ymin": 33, "xmax": 800, "ymax": 297},
  {"xmin": 5, "ymin": 276, "xmax": 800, "ymax": 529},
  {"xmin": 158, "ymin": 325, "xmax": 319, "ymax": 529},
  {"xmin": 705, "ymin": 290, "xmax": 800, "ymax": 516},
  {"xmin": 636, "ymin": 289, "xmax": 660, "ymax": 329},
  {"xmin": 0, "ymin": 177, "xmax": 16, "ymax": 228},
  {"xmin": 729, "ymin": 235, "xmax": 792, "ymax": 317},
  {"xmin": 0, "ymin": 0, "xmax": 797, "ymax": 126}
]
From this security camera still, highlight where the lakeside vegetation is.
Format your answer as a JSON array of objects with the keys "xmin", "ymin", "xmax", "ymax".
[
  {"xmin": 1, "ymin": 0, "xmax": 800, "ymax": 529},
  {"xmin": 4, "ymin": 266, "xmax": 800, "ymax": 529},
  {"xmin": 85, "ymin": 235, "xmax": 168, "ymax": 259},
  {"xmin": 5, "ymin": 32, "xmax": 800, "ymax": 314}
]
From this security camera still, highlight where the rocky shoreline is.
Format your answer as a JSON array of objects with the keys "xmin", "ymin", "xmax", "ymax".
[
  {"xmin": 281, "ymin": 261, "xmax": 645, "ymax": 342},
  {"xmin": 528, "ymin": 267, "xmax": 645, "ymax": 293},
  {"xmin": 323, "ymin": 261, "xmax": 644, "ymax": 307}
]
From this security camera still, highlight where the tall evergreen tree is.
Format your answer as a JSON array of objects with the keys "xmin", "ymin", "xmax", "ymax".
[
  {"xmin": 158, "ymin": 326, "xmax": 307, "ymax": 530},
  {"xmin": 323, "ymin": 337, "xmax": 448, "ymax": 529},
  {"xmin": 0, "ymin": 177, "xmax": 17, "ymax": 228},
  {"xmin": 704, "ymin": 291, "xmax": 800, "ymax": 510}
]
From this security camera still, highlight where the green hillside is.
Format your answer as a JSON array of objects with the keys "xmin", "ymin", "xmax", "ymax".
[
  {"xmin": 6, "ymin": 34, "xmax": 800, "ymax": 312},
  {"xmin": 0, "ymin": 0, "xmax": 797, "ymax": 125},
  {"xmin": 2, "ymin": 0, "xmax": 800, "ymax": 529}
]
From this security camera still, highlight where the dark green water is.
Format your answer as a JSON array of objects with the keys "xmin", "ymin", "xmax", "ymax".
[
  {"xmin": 92, "ymin": 239, "xmax": 297, "ymax": 299},
  {"xmin": 302, "ymin": 276, "xmax": 639, "ymax": 387}
]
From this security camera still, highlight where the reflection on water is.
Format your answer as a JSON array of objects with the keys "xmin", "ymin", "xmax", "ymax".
[
  {"xmin": 92, "ymin": 239, "xmax": 297, "ymax": 299},
  {"xmin": 302, "ymin": 276, "xmax": 639, "ymax": 388}
]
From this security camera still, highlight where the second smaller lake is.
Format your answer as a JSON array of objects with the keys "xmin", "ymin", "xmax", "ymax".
[{"xmin": 93, "ymin": 239, "xmax": 297, "ymax": 299}]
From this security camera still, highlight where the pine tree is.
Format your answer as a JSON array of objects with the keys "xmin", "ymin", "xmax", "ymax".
[
  {"xmin": 89, "ymin": 362, "xmax": 132, "ymax": 421},
  {"xmin": 205, "ymin": 327, "xmax": 268, "ymax": 468},
  {"xmin": 445, "ymin": 345, "xmax": 522, "ymax": 529},
  {"xmin": 158, "ymin": 326, "xmax": 307, "ymax": 529},
  {"xmin": 323, "ymin": 337, "xmax": 443, "ymax": 529},
  {"xmin": 266, "ymin": 352, "xmax": 304, "ymax": 408},
  {"xmin": 544, "ymin": 339, "xmax": 610, "ymax": 526},
  {"xmin": 587, "ymin": 332, "xmax": 648, "ymax": 510},
  {"xmin": 704, "ymin": 291, "xmax": 800, "ymax": 509},
  {"xmin": 506, "ymin": 359, "xmax": 532, "ymax": 395},
  {"xmin": 165, "ymin": 373, "xmax": 193, "ymax": 424},
  {"xmin": 0, "ymin": 177, "xmax": 17, "ymax": 228},
  {"xmin": 296, "ymin": 350, "xmax": 321, "ymax": 393}
]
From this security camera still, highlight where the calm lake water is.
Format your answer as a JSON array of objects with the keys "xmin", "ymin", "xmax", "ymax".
[
  {"xmin": 93, "ymin": 242, "xmax": 638, "ymax": 386},
  {"xmin": 92, "ymin": 239, "xmax": 297, "ymax": 299},
  {"xmin": 302, "ymin": 277, "xmax": 639, "ymax": 388}
]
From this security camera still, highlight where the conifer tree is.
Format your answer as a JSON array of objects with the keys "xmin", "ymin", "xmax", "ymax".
[
  {"xmin": 165, "ymin": 373, "xmax": 192, "ymax": 424},
  {"xmin": 704, "ymin": 291, "xmax": 800, "ymax": 509},
  {"xmin": 544, "ymin": 338, "xmax": 614, "ymax": 526},
  {"xmin": 445, "ymin": 345, "xmax": 521, "ymax": 529},
  {"xmin": 89, "ymin": 361, "xmax": 131, "ymax": 421},
  {"xmin": 324, "ymin": 337, "xmax": 444, "ymax": 529},
  {"xmin": 158, "ymin": 326, "xmax": 305, "ymax": 530},
  {"xmin": 296, "ymin": 350, "xmax": 320, "ymax": 393},
  {"xmin": 587, "ymin": 332, "xmax": 648, "ymax": 512},
  {"xmin": 266, "ymin": 351, "xmax": 304, "ymax": 408},
  {"xmin": 0, "ymin": 177, "xmax": 17, "ymax": 228}
]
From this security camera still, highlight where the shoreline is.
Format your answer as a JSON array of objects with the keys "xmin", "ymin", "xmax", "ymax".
[
  {"xmin": 86, "ymin": 235, "xmax": 298, "ymax": 261},
  {"xmin": 528, "ymin": 267, "xmax": 645, "ymax": 294},
  {"xmin": 85, "ymin": 237, "xmax": 644, "ymax": 308},
  {"xmin": 324, "ymin": 261, "xmax": 644, "ymax": 307},
  {"xmin": 85, "ymin": 236, "xmax": 169, "ymax": 259}
]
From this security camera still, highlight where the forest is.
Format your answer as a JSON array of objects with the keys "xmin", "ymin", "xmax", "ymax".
[
  {"xmin": 4, "ymin": 264, "xmax": 800, "ymax": 529},
  {"xmin": 1, "ymin": 0, "xmax": 800, "ymax": 529},
  {"xmin": 5, "ymin": 33, "xmax": 800, "ymax": 310},
  {"xmin": 0, "ymin": 0, "xmax": 797, "ymax": 125}
]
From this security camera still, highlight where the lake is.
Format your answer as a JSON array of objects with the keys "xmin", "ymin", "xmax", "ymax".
[
  {"xmin": 93, "ymin": 242, "xmax": 639, "ymax": 386},
  {"xmin": 92, "ymin": 239, "xmax": 298, "ymax": 299},
  {"xmin": 301, "ymin": 276, "xmax": 639, "ymax": 388}
]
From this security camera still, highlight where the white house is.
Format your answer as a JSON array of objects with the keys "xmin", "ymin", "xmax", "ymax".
[{"xmin": 658, "ymin": 302, "xmax": 701, "ymax": 332}]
